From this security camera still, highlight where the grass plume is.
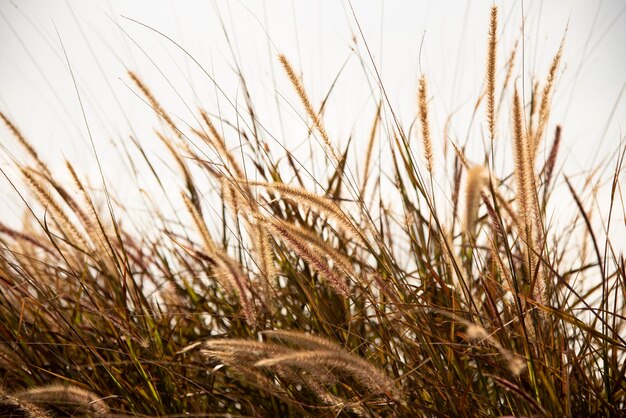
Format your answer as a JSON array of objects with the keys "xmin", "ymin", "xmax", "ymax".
[
  {"xmin": 278, "ymin": 54, "xmax": 341, "ymax": 164},
  {"xmin": 418, "ymin": 75, "xmax": 434, "ymax": 173},
  {"xmin": 0, "ymin": 6, "xmax": 623, "ymax": 418},
  {"xmin": 486, "ymin": 5, "xmax": 498, "ymax": 142}
]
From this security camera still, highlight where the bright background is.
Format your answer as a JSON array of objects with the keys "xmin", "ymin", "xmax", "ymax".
[{"xmin": 1, "ymin": 0, "xmax": 625, "ymax": 245}]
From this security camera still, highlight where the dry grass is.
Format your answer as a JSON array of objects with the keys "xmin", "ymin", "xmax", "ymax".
[
  {"xmin": 418, "ymin": 75, "xmax": 434, "ymax": 173},
  {"xmin": 486, "ymin": 5, "xmax": 498, "ymax": 142},
  {"xmin": 0, "ymin": 6, "xmax": 624, "ymax": 418}
]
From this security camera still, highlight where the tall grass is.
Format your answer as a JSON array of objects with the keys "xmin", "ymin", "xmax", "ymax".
[{"xmin": 1, "ymin": 6, "xmax": 625, "ymax": 417}]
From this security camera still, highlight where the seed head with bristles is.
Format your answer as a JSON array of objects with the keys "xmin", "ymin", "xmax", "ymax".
[
  {"xmin": 418, "ymin": 75, "xmax": 434, "ymax": 173},
  {"xmin": 12, "ymin": 384, "xmax": 110, "ymax": 416},
  {"xmin": 265, "ymin": 217, "xmax": 349, "ymax": 297},
  {"xmin": 278, "ymin": 54, "xmax": 341, "ymax": 163},
  {"xmin": 486, "ymin": 5, "xmax": 498, "ymax": 142},
  {"xmin": 464, "ymin": 165, "xmax": 489, "ymax": 238},
  {"xmin": 21, "ymin": 167, "xmax": 90, "ymax": 252},
  {"xmin": 128, "ymin": 71, "xmax": 182, "ymax": 141},
  {"xmin": 245, "ymin": 180, "xmax": 365, "ymax": 245},
  {"xmin": 532, "ymin": 38, "xmax": 564, "ymax": 162},
  {"xmin": 512, "ymin": 86, "xmax": 532, "ymax": 237},
  {"xmin": 199, "ymin": 109, "xmax": 247, "ymax": 182}
]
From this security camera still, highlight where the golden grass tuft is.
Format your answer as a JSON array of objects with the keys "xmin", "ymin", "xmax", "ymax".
[
  {"xmin": 511, "ymin": 86, "xmax": 533, "ymax": 241},
  {"xmin": 128, "ymin": 71, "xmax": 182, "ymax": 141},
  {"xmin": 20, "ymin": 167, "xmax": 90, "ymax": 252},
  {"xmin": 264, "ymin": 216, "xmax": 350, "ymax": 297},
  {"xmin": 532, "ymin": 37, "xmax": 564, "ymax": 162},
  {"xmin": 418, "ymin": 75, "xmax": 434, "ymax": 173},
  {"xmin": 486, "ymin": 5, "xmax": 498, "ymax": 142},
  {"xmin": 198, "ymin": 109, "xmax": 247, "ymax": 182},
  {"xmin": 263, "ymin": 216, "xmax": 355, "ymax": 278},
  {"xmin": 0, "ymin": 112, "xmax": 51, "ymax": 176},
  {"xmin": 9, "ymin": 384, "xmax": 109, "ymax": 416},
  {"xmin": 1, "ymin": 386, "xmax": 52, "ymax": 418},
  {"xmin": 278, "ymin": 54, "xmax": 341, "ymax": 164},
  {"xmin": 0, "ymin": 5, "xmax": 622, "ymax": 417},
  {"xmin": 202, "ymin": 331, "xmax": 400, "ymax": 404},
  {"xmin": 464, "ymin": 165, "xmax": 489, "ymax": 238},
  {"xmin": 245, "ymin": 180, "xmax": 366, "ymax": 245},
  {"xmin": 181, "ymin": 192, "xmax": 217, "ymax": 257}
]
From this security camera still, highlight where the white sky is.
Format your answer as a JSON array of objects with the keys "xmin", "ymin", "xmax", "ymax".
[{"xmin": 1, "ymin": 0, "xmax": 625, "ymax": 248}]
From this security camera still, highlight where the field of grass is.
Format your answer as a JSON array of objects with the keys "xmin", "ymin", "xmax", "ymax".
[{"xmin": 1, "ymin": 5, "xmax": 625, "ymax": 417}]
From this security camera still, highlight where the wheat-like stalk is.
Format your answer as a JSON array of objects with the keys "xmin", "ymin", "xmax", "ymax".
[
  {"xmin": 0, "ymin": 222, "xmax": 54, "ymax": 255},
  {"xmin": 21, "ymin": 167, "xmax": 90, "ymax": 252},
  {"xmin": 202, "ymin": 334, "xmax": 397, "ymax": 409},
  {"xmin": 0, "ymin": 390, "xmax": 52, "ymax": 418},
  {"xmin": 262, "ymin": 217, "xmax": 356, "ymax": 278},
  {"xmin": 0, "ymin": 111, "xmax": 51, "ymax": 176},
  {"xmin": 181, "ymin": 192, "xmax": 217, "ymax": 257},
  {"xmin": 512, "ymin": 86, "xmax": 547, "ymax": 306},
  {"xmin": 256, "ymin": 350, "xmax": 398, "ymax": 398},
  {"xmin": 182, "ymin": 192, "xmax": 257, "ymax": 323},
  {"xmin": 418, "ymin": 75, "xmax": 434, "ymax": 173},
  {"xmin": 464, "ymin": 165, "xmax": 489, "ymax": 238},
  {"xmin": 249, "ymin": 216, "xmax": 276, "ymax": 302},
  {"xmin": 64, "ymin": 161, "xmax": 117, "ymax": 265},
  {"xmin": 303, "ymin": 378, "xmax": 369, "ymax": 417},
  {"xmin": 278, "ymin": 54, "xmax": 340, "ymax": 163},
  {"xmin": 449, "ymin": 139, "xmax": 470, "ymax": 169},
  {"xmin": 512, "ymin": 87, "xmax": 533, "ymax": 245},
  {"xmin": 266, "ymin": 217, "xmax": 349, "ymax": 297},
  {"xmin": 203, "ymin": 338, "xmax": 288, "ymax": 355},
  {"xmin": 255, "ymin": 221, "xmax": 275, "ymax": 281},
  {"xmin": 245, "ymin": 180, "xmax": 365, "ymax": 245},
  {"xmin": 198, "ymin": 110, "xmax": 247, "ymax": 181},
  {"xmin": 486, "ymin": 6, "xmax": 498, "ymax": 142},
  {"xmin": 156, "ymin": 130, "xmax": 202, "ymax": 211},
  {"xmin": 532, "ymin": 38, "xmax": 564, "ymax": 162},
  {"xmin": 487, "ymin": 231, "xmax": 515, "ymax": 293},
  {"xmin": 12, "ymin": 384, "xmax": 110, "ymax": 415},
  {"xmin": 0, "ymin": 113, "xmax": 97, "ymax": 243},
  {"xmin": 128, "ymin": 71, "xmax": 182, "ymax": 141},
  {"xmin": 182, "ymin": 191, "xmax": 258, "ymax": 318},
  {"xmin": 213, "ymin": 251, "xmax": 258, "ymax": 325}
]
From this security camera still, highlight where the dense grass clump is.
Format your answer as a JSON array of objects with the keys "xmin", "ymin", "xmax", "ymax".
[{"xmin": 1, "ymin": 6, "xmax": 625, "ymax": 417}]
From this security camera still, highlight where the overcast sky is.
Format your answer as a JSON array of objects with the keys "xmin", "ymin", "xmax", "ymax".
[{"xmin": 1, "ymin": 0, "xmax": 625, "ymax": 244}]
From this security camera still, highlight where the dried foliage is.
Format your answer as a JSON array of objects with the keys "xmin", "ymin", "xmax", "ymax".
[{"xmin": 0, "ymin": 6, "xmax": 624, "ymax": 418}]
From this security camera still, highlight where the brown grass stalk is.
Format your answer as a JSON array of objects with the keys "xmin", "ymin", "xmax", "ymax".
[
  {"xmin": 512, "ymin": 87, "xmax": 533, "ymax": 243},
  {"xmin": 0, "ymin": 112, "xmax": 51, "ymax": 176},
  {"xmin": 245, "ymin": 180, "xmax": 365, "ymax": 245},
  {"xmin": 464, "ymin": 165, "xmax": 489, "ymax": 238},
  {"xmin": 12, "ymin": 384, "xmax": 110, "ymax": 415},
  {"xmin": 198, "ymin": 110, "xmax": 247, "ymax": 182},
  {"xmin": 418, "ymin": 75, "xmax": 434, "ymax": 173},
  {"xmin": 486, "ymin": 6, "xmax": 498, "ymax": 142},
  {"xmin": 278, "ymin": 54, "xmax": 340, "ymax": 163},
  {"xmin": 20, "ymin": 167, "xmax": 90, "ymax": 252},
  {"xmin": 532, "ymin": 39, "xmax": 564, "ymax": 162},
  {"xmin": 266, "ymin": 217, "xmax": 349, "ymax": 297}
]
